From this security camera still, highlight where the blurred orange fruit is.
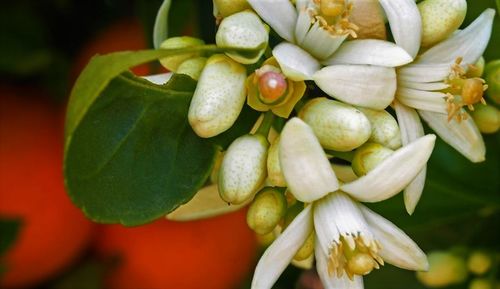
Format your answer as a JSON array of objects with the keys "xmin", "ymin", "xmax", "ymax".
[
  {"xmin": 0, "ymin": 86, "xmax": 95, "ymax": 288},
  {"xmin": 95, "ymin": 210, "xmax": 258, "ymax": 289}
]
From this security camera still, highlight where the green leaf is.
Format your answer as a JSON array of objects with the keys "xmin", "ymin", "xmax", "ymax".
[
  {"xmin": 65, "ymin": 73, "xmax": 218, "ymax": 226},
  {"xmin": 0, "ymin": 218, "xmax": 21, "ymax": 257},
  {"xmin": 153, "ymin": 0, "xmax": 172, "ymax": 49}
]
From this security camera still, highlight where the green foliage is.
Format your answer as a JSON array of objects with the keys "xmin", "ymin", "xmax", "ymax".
[{"xmin": 0, "ymin": 218, "xmax": 22, "ymax": 276}]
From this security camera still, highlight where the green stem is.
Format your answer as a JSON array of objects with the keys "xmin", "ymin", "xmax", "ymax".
[
  {"xmin": 325, "ymin": 149, "xmax": 354, "ymax": 162},
  {"xmin": 255, "ymin": 111, "xmax": 275, "ymax": 137}
]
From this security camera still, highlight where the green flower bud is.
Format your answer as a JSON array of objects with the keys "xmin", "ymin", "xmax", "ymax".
[
  {"xmin": 469, "ymin": 279, "xmax": 492, "ymax": 289},
  {"xmin": 299, "ymin": 98, "xmax": 372, "ymax": 152},
  {"xmin": 468, "ymin": 251, "xmax": 493, "ymax": 276},
  {"xmin": 159, "ymin": 36, "xmax": 205, "ymax": 71},
  {"xmin": 418, "ymin": 0, "xmax": 467, "ymax": 48},
  {"xmin": 188, "ymin": 54, "xmax": 247, "ymax": 138},
  {"xmin": 219, "ymin": 134, "xmax": 269, "ymax": 204},
  {"xmin": 294, "ymin": 233, "xmax": 315, "ymax": 261},
  {"xmin": 351, "ymin": 143, "xmax": 394, "ymax": 176},
  {"xmin": 216, "ymin": 11, "xmax": 269, "ymax": 64},
  {"xmin": 213, "ymin": 0, "xmax": 251, "ymax": 18},
  {"xmin": 466, "ymin": 57, "xmax": 485, "ymax": 78},
  {"xmin": 358, "ymin": 107, "xmax": 402, "ymax": 150},
  {"xmin": 177, "ymin": 57, "xmax": 207, "ymax": 81},
  {"xmin": 470, "ymin": 104, "xmax": 500, "ymax": 134},
  {"xmin": 246, "ymin": 187, "xmax": 287, "ymax": 235},
  {"xmin": 267, "ymin": 136, "xmax": 286, "ymax": 187},
  {"xmin": 485, "ymin": 60, "xmax": 500, "ymax": 105},
  {"xmin": 417, "ymin": 251, "xmax": 468, "ymax": 288}
]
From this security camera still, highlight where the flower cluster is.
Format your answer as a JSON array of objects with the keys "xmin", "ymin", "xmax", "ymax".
[{"xmin": 152, "ymin": 0, "xmax": 496, "ymax": 288}]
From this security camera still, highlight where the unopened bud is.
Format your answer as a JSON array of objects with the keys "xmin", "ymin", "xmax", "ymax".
[
  {"xmin": 294, "ymin": 232, "xmax": 315, "ymax": 261},
  {"xmin": 351, "ymin": 143, "xmax": 394, "ymax": 176},
  {"xmin": 485, "ymin": 60, "xmax": 500, "ymax": 105},
  {"xmin": 299, "ymin": 98, "xmax": 372, "ymax": 152},
  {"xmin": 358, "ymin": 107, "xmax": 402, "ymax": 150},
  {"xmin": 219, "ymin": 134, "xmax": 269, "ymax": 204},
  {"xmin": 177, "ymin": 57, "xmax": 207, "ymax": 81},
  {"xmin": 469, "ymin": 279, "xmax": 492, "ymax": 289},
  {"xmin": 188, "ymin": 54, "xmax": 247, "ymax": 138},
  {"xmin": 416, "ymin": 251, "xmax": 468, "ymax": 287},
  {"xmin": 247, "ymin": 187, "xmax": 287, "ymax": 235},
  {"xmin": 468, "ymin": 251, "xmax": 492, "ymax": 275},
  {"xmin": 267, "ymin": 136, "xmax": 286, "ymax": 187},
  {"xmin": 418, "ymin": 0, "xmax": 467, "ymax": 48},
  {"xmin": 213, "ymin": 0, "xmax": 251, "ymax": 18},
  {"xmin": 159, "ymin": 37, "xmax": 205, "ymax": 71},
  {"xmin": 470, "ymin": 104, "xmax": 500, "ymax": 134},
  {"xmin": 216, "ymin": 11, "xmax": 269, "ymax": 64}
]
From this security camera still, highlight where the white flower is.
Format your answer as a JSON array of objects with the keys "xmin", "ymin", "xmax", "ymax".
[
  {"xmin": 247, "ymin": 0, "xmax": 414, "ymax": 110},
  {"xmin": 395, "ymin": 8, "xmax": 494, "ymax": 163},
  {"xmin": 251, "ymin": 118, "xmax": 435, "ymax": 289}
]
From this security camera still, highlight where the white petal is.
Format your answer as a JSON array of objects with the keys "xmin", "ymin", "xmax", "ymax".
[
  {"xmin": 341, "ymin": 134, "xmax": 436, "ymax": 202},
  {"xmin": 166, "ymin": 184, "xmax": 247, "ymax": 221},
  {"xmin": 394, "ymin": 101, "xmax": 426, "ymax": 215},
  {"xmin": 359, "ymin": 205, "xmax": 429, "ymax": 271},
  {"xmin": 323, "ymin": 40, "xmax": 413, "ymax": 67},
  {"xmin": 418, "ymin": 110, "xmax": 486, "ymax": 162},
  {"xmin": 417, "ymin": 9, "xmax": 495, "ymax": 65},
  {"xmin": 404, "ymin": 166, "xmax": 426, "ymax": 215},
  {"xmin": 314, "ymin": 65, "xmax": 396, "ymax": 110},
  {"xmin": 247, "ymin": 0, "xmax": 297, "ymax": 42},
  {"xmin": 315, "ymin": 245, "xmax": 364, "ymax": 289},
  {"xmin": 299, "ymin": 21, "xmax": 347, "ymax": 60},
  {"xmin": 279, "ymin": 118, "xmax": 339, "ymax": 202},
  {"xmin": 141, "ymin": 73, "xmax": 173, "ymax": 85},
  {"xmin": 295, "ymin": 9, "xmax": 311, "ymax": 45},
  {"xmin": 398, "ymin": 63, "xmax": 451, "ymax": 83},
  {"xmin": 399, "ymin": 80, "xmax": 449, "ymax": 91},
  {"xmin": 314, "ymin": 192, "xmax": 374, "ymax": 257},
  {"xmin": 273, "ymin": 42, "xmax": 321, "ymax": 81},
  {"xmin": 251, "ymin": 205, "xmax": 314, "ymax": 289},
  {"xmin": 379, "ymin": 0, "xmax": 422, "ymax": 58},
  {"xmin": 394, "ymin": 101, "xmax": 424, "ymax": 145},
  {"xmin": 396, "ymin": 87, "xmax": 447, "ymax": 114}
]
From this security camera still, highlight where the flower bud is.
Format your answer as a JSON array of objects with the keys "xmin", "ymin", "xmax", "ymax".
[
  {"xmin": 159, "ymin": 36, "xmax": 205, "ymax": 71},
  {"xmin": 485, "ymin": 60, "xmax": 500, "ymax": 105},
  {"xmin": 188, "ymin": 54, "xmax": 247, "ymax": 138},
  {"xmin": 246, "ymin": 187, "xmax": 287, "ymax": 235},
  {"xmin": 219, "ymin": 134, "xmax": 269, "ymax": 204},
  {"xmin": 358, "ymin": 107, "xmax": 402, "ymax": 149},
  {"xmin": 416, "ymin": 251, "xmax": 468, "ymax": 287},
  {"xmin": 351, "ymin": 143, "xmax": 394, "ymax": 176},
  {"xmin": 469, "ymin": 279, "xmax": 492, "ymax": 289},
  {"xmin": 267, "ymin": 136, "xmax": 286, "ymax": 187},
  {"xmin": 468, "ymin": 251, "xmax": 492, "ymax": 276},
  {"xmin": 213, "ymin": 0, "xmax": 251, "ymax": 18},
  {"xmin": 177, "ymin": 57, "xmax": 207, "ymax": 81},
  {"xmin": 294, "ymin": 233, "xmax": 315, "ymax": 261},
  {"xmin": 299, "ymin": 98, "xmax": 372, "ymax": 152},
  {"xmin": 418, "ymin": 0, "xmax": 467, "ymax": 48},
  {"xmin": 216, "ymin": 11, "xmax": 269, "ymax": 64},
  {"xmin": 470, "ymin": 104, "xmax": 500, "ymax": 134}
]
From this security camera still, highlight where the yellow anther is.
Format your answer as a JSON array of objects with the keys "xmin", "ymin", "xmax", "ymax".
[
  {"xmin": 310, "ymin": 0, "xmax": 358, "ymax": 37},
  {"xmin": 462, "ymin": 78, "xmax": 487, "ymax": 108}
]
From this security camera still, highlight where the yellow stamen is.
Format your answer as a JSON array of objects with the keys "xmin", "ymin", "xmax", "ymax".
[
  {"xmin": 444, "ymin": 57, "xmax": 488, "ymax": 122},
  {"xmin": 309, "ymin": 1, "xmax": 358, "ymax": 37},
  {"xmin": 326, "ymin": 234, "xmax": 383, "ymax": 279}
]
